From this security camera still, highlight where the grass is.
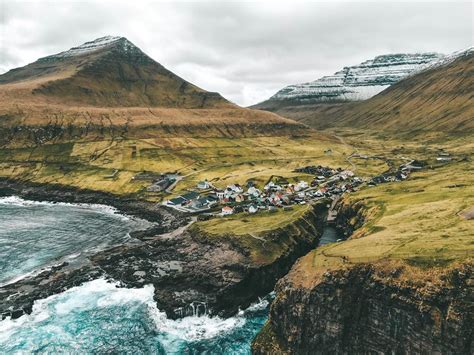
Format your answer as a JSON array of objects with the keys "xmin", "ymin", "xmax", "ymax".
[
  {"xmin": 191, "ymin": 204, "xmax": 315, "ymax": 264},
  {"xmin": 196, "ymin": 204, "xmax": 310, "ymax": 236},
  {"xmin": 0, "ymin": 133, "xmax": 388, "ymax": 199},
  {"xmin": 288, "ymin": 129, "xmax": 474, "ymax": 286}
]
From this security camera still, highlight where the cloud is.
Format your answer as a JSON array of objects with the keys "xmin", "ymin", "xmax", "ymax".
[{"xmin": 1, "ymin": 0, "xmax": 472, "ymax": 106}]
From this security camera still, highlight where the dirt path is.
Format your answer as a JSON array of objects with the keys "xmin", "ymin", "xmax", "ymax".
[{"xmin": 143, "ymin": 216, "xmax": 197, "ymax": 240}]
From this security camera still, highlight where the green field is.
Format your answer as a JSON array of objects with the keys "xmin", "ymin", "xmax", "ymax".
[{"xmin": 0, "ymin": 133, "xmax": 388, "ymax": 199}]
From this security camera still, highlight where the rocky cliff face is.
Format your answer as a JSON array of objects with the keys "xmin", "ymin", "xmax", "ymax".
[
  {"xmin": 252, "ymin": 261, "xmax": 473, "ymax": 354},
  {"xmin": 254, "ymin": 53, "xmax": 443, "ymax": 109}
]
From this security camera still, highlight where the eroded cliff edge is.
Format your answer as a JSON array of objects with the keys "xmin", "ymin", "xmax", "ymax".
[{"xmin": 252, "ymin": 197, "xmax": 474, "ymax": 354}]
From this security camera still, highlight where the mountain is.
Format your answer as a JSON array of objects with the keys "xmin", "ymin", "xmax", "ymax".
[
  {"xmin": 0, "ymin": 36, "xmax": 302, "ymax": 145},
  {"xmin": 0, "ymin": 36, "xmax": 231, "ymax": 108},
  {"xmin": 253, "ymin": 53, "xmax": 444, "ymax": 110},
  {"xmin": 277, "ymin": 48, "xmax": 474, "ymax": 132}
]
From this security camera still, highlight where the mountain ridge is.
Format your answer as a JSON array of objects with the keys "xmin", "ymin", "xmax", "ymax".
[
  {"xmin": 253, "ymin": 52, "xmax": 444, "ymax": 110},
  {"xmin": 0, "ymin": 36, "xmax": 305, "ymax": 144},
  {"xmin": 267, "ymin": 48, "xmax": 474, "ymax": 133}
]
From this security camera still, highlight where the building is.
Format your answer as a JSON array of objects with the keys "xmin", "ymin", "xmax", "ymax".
[
  {"xmin": 147, "ymin": 177, "xmax": 175, "ymax": 192},
  {"xmin": 222, "ymin": 206, "xmax": 234, "ymax": 215},
  {"xmin": 248, "ymin": 205, "xmax": 258, "ymax": 214},
  {"xmin": 295, "ymin": 181, "xmax": 308, "ymax": 191},
  {"xmin": 247, "ymin": 186, "xmax": 261, "ymax": 197},
  {"xmin": 197, "ymin": 180, "xmax": 210, "ymax": 189}
]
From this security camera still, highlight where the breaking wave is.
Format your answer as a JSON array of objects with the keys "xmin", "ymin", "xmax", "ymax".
[{"xmin": 0, "ymin": 279, "xmax": 269, "ymax": 354}]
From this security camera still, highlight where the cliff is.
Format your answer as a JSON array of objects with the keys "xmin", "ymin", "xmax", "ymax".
[
  {"xmin": 253, "ymin": 260, "xmax": 473, "ymax": 354},
  {"xmin": 252, "ymin": 171, "xmax": 474, "ymax": 354}
]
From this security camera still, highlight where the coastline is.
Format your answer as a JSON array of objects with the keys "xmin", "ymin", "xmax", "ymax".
[{"xmin": 0, "ymin": 178, "xmax": 328, "ymax": 322}]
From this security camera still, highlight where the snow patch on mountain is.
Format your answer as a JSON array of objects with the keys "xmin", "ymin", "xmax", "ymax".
[
  {"xmin": 40, "ymin": 36, "xmax": 137, "ymax": 61},
  {"xmin": 270, "ymin": 53, "xmax": 445, "ymax": 103},
  {"xmin": 413, "ymin": 47, "xmax": 473, "ymax": 74}
]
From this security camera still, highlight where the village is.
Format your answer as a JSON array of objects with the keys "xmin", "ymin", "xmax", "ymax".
[
  {"xmin": 161, "ymin": 165, "xmax": 363, "ymax": 216},
  {"xmin": 127, "ymin": 148, "xmax": 456, "ymax": 219}
]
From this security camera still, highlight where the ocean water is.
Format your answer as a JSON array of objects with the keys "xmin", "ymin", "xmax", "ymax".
[
  {"xmin": 0, "ymin": 196, "xmax": 152, "ymax": 285},
  {"xmin": 0, "ymin": 197, "xmax": 268, "ymax": 354}
]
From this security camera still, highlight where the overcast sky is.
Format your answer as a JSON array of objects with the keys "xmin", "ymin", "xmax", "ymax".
[{"xmin": 1, "ymin": 0, "xmax": 472, "ymax": 106}]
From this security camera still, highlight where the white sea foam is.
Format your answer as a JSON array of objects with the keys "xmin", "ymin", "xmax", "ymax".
[
  {"xmin": 0, "ymin": 278, "xmax": 262, "ymax": 350},
  {"xmin": 0, "ymin": 196, "xmax": 131, "ymax": 221}
]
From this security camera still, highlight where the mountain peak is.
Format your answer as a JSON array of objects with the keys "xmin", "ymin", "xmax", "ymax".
[{"xmin": 37, "ymin": 36, "xmax": 140, "ymax": 62}]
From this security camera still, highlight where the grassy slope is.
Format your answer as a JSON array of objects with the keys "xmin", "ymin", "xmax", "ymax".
[
  {"xmin": 290, "ymin": 130, "xmax": 473, "ymax": 288},
  {"xmin": 191, "ymin": 204, "xmax": 316, "ymax": 265},
  {"xmin": 197, "ymin": 205, "xmax": 310, "ymax": 236},
  {"xmin": 0, "ymin": 133, "xmax": 388, "ymax": 199}
]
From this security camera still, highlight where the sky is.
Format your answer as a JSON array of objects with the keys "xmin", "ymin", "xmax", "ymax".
[{"xmin": 0, "ymin": 0, "xmax": 473, "ymax": 106}]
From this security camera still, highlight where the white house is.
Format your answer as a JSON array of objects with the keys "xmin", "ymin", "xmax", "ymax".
[
  {"xmin": 216, "ymin": 190, "xmax": 225, "ymax": 200},
  {"xmin": 197, "ymin": 180, "xmax": 210, "ymax": 189},
  {"xmin": 248, "ymin": 205, "xmax": 258, "ymax": 214},
  {"xmin": 264, "ymin": 181, "xmax": 275, "ymax": 191},
  {"xmin": 222, "ymin": 206, "xmax": 234, "ymax": 215},
  {"xmin": 227, "ymin": 184, "xmax": 244, "ymax": 194},
  {"xmin": 295, "ymin": 181, "xmax": 308, "ymax": 191},
  {"xmin": 247, "ymin": 186, "xmax": 261, "ymax": 197}
]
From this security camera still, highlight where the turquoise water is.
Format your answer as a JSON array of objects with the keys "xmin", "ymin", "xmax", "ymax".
[
  {"xmin": 0, "ymin": 197, "xmax": 268, "ymax": 354},
  {"xmin": 0, "ymin": 279, "xmax": 269, "ymax": 354}
]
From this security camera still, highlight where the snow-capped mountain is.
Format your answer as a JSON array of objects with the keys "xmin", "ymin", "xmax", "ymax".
[
  {"xmin": 0, "ymin": 35, "xmax": 231, "ymax": 109},
  {"xmin": 38, "ymin": 36, "xmax": 142, "ymax": 62},
  {"xmin": 256, "ymin": 53, "xmax": 445, "ymax": 106}
]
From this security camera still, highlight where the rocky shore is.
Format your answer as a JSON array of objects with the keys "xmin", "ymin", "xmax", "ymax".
[{"xmin": 0, "ymin": 179, "xmax": 327, "ymax": 320}]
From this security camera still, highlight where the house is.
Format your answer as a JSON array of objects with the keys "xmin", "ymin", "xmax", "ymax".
[
  {"xmin": 215, "ymin": 190, "xmax": 225, "ymax": 200},
  {"xmin": 166, "ymin": 196, "xmax": 187, "ymax": 206},
  {"xmin": 190, "ymin": 197, "xmax": 208, "ymax": 209},
  {"xmin": 181, "ymin": 191, "xmax": 200, "ymax": 201},
  {"xmin": 224, "ymin": 187, "xmax": 234, "ymax": 199},
  {"xmin": 222, "ymin": 206, "xmax": 234, "ymax": 215},
  {"xmin": 247, "ymin": 186, "xmax": 261, "ymax": 197},
  {"xmin": 295, "ymin": 181, "xmax": 308, "ymax": 191},
  {"xmin": 248, "ymin": 205, "xmax": 258, "ymax": 214},
  {"xmin": 197, "ymin": 180, "xmax": 210, "ymax": 189},
  {"xmin": 264, "ymin": 181, "xmax": 276, "ymax": 191},
  {"xmin": 235, "ymin": 194, "xmax": 245, "ymax": 203},
  {"xmin": 228, "ymin": 184, "xmax": 244, "ymax": 194},
  {"xmin": 286, "ymin": 184, "xmax": 295, "ymax": 194}
]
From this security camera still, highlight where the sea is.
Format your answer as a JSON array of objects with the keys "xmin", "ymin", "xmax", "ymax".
[{"xmin": 0, "ymin": 196, "xmax": 269, "ymax": 354}]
